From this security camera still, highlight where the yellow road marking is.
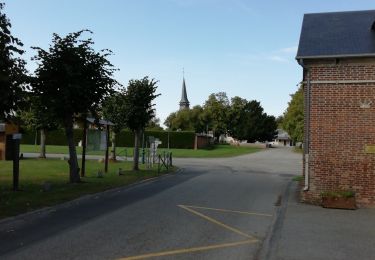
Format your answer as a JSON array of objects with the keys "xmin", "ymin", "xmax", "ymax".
[
  {"xmin": 182, "ymin": 205, "xmax": 273, "ymax": 217},
  {"xmin": 118, "ymin": 239, "xmax": 257, "ymax": 260},
  {"xmin": 178, "ymin": 205, "xmax": 257, "ymax": 240}
]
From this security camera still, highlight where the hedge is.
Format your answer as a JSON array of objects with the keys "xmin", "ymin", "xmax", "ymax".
[
  {"xmin": 21, "ymin": 129, "xmax": 83, "ymax": 146},
  {"xmin": 21, "ymin": 129, "xmax": 196, "ymax": 149}
]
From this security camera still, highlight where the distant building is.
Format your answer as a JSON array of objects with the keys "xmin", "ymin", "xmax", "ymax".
[
  {"xmin": 297, "ymin": 10, "xmax": 375, "ymax": 207},
  {"xmin": 179, "ymin": 77, "xmax": 190, "ymax": 110},
  {"xmin": 274, "ymin": 129, "xmax": 292, "ymax": 146}
]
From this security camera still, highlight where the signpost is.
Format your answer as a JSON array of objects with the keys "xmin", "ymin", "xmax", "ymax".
[{"xmin": 12, "ymin": 133, "xmax": 22, "ymax": 191}]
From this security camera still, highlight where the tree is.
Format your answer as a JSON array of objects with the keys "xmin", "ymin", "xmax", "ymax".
[
  {"xmin": 0, "ymin": 3, "xmax": 27, "ymax": 120},
  {"xmin": 102, "ymin": 90, "xmax": 127, "ymax": 161},
  {"xmin": 123, "ymin": 77, "xmax": 160, "ymax": 171},
  {"xmin": 282, "ymin": 85, "xmax": 304, "ymax": 143},
  {"xmin": 32, "ymin": 30, "xmax": 118, "ymax": 183},
  {"xmin": 164, "ymin": 105, "xmax": 205, "ymax": 132},
  {"xmin": 203, "ymin": 92, "xmax": 230, "ymax": 139},
  {"xmin": 230, "ymin": 100, "xmax": 276, "ymax": 142},
  {"xmin": 146, "ymin": 117, "xmax": 163, "ymax": 131},
  {"xmin": 228, "ymin": 96, "xmax": 247, "ymax": 137}
]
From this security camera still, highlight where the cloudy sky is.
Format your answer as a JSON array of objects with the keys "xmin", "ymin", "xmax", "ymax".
[{"xmin": 4, "ymin": 0, "xmax": 375, "ymax": 126}]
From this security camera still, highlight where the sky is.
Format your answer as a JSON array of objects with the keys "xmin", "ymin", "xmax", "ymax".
[{"xmin": 3, "ymin": 0, "xmax": 375, "ymax": 127}]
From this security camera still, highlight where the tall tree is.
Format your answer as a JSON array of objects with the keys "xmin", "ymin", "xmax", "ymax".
[
  {"xmin": 123, "ymin": 77, "xmax": 160, "ymax": 171},
  {"xmin": 0, "ymin": 3, "xmax": 27, "ymax": 120},
  {"xmin": 203, "ymin": 92, "xmax": 230, "ymax": 139},
  {"xmin": 32, "ymin": 30, "xmax": 118, "ymax": 183},
  {"xmin": 230, "ymin": 100, "xmax": 276, "ymax": 142},
  {"xmin": 282, "ymin": 85, "xmax": 304, "ymax": 143},
  {"xmin": 102, "ymin": 90, "xmax": 127, "ymax": 161}
]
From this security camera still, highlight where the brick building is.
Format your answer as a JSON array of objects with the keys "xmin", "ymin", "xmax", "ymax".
[{"xmin": 296, "ymin": 10, "xmax": 375, "ymax": 207}]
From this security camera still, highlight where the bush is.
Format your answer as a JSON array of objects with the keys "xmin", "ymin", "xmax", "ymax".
[
  {"xmin": 21, "ymin": 129, "xmax": 83, "ymax": 146},
  {"xmin": 21, "ymin": 129, "xmax": 196, "ymax": 149}
]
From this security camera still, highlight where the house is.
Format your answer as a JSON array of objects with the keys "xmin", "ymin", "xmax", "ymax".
[
  {"xmin": 296, "ymin": 10, "xmax": 375, "ymax": 207},
  {"xmin": 274, "ymin": 129, "xmax": 293, "ymax": 146}
]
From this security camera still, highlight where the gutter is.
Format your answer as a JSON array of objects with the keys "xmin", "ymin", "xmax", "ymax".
[{"xmin": 297, "ymin": 59, "xmax": 310, "ymax": 191}]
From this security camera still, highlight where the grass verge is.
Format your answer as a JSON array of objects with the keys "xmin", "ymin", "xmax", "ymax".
[
  {"xmin": 0, "ymin": 159, "xmax": 174, "ymax": 219},
  {"xmin": 21, "ymin": 144, "xmax": 261, "ymax": 158}
]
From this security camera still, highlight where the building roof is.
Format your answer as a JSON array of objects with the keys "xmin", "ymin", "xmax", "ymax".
[
  {"xmin": 180, "ymin": 78, "xmax": 189, "ymax": 104},
  {"xmin": 179, "ymin": 77, "xmax": 190, "ymax": 110},
  {"xmin": 296, "ymin": 10, "xmax": 375, "ymax": 59}
]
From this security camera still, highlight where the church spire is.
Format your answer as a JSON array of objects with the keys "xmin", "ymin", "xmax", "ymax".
[{"xmin": 179, "ymin": 70, "xmax": 190, "ymax": 110}]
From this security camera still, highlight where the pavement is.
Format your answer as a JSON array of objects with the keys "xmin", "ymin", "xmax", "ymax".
[
  {"xmin": 1, "ymin": 147, "xmax": 374, "ymax": 259},
  {"xmin": 263, "ymin": 181, "xmax": 375, "ymax": 260}
]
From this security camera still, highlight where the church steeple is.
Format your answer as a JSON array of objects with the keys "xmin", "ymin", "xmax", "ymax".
[{"xmin": 179, "ymin": 74, "xmax": 190, "ymax": 110}]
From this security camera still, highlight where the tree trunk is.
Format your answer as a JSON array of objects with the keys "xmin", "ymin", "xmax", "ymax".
[
  {"xmin": 110, "ymin": 131, "xmax": 116, "ymax": 161},
  {"xmin": 64, "ymin": 118, "xmax": 81, "ymax": 183},
  {"xmin": 133, "ymin": 129, "xmax": 140, "ymax": 171},
  {"xmin": 39, "ymin": 128, "xmax": 46, "ymax": 158}
]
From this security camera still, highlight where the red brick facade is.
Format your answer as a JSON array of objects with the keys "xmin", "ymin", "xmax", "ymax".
[{"xmin": 302, "ymin": 58, "xmax": 375, "ymax": 207}]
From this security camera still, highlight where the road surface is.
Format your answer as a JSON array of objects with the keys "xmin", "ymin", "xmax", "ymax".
[{"xmin": 0, "ymin": 147, "xmax": 301, "ymax": 259}]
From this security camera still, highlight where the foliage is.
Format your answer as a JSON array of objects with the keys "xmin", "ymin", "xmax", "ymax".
[
  {"xmin": 102, "ymin": 90, "xmax": 127, "ymax": 133},
  {"xmin": 321, "ymin": 190, "xmax": 355, "ymax": 198},
  {"xmin": 146, "ymin": 117, "xmax": 164, "ymax": 131},
  {"xmin": 203, "ymin": 92, "xmax": 230, "ymax": 138},
  {"xmin": 0, "ymin": 3, "xmax": 28, "ymax": 120},
  {"xmin": 282, "ymin": 85, "xmax": 304, "ymax": 143},
  {"xmin": 32, "ymin": 30, "xmax": 119, "ymax": 182},
  {"xmin": 123, "ymin": 77, "xmax": 160, "ymax": 170},
  {"xmin": 230, "ymin": 100, "xmax": 277, "ymax": 142},
  {"xmin": 165, "ymin": 92, "xmax": 277, "ymax": 143},
  {"xmin": 164, "ymin": 105, "xmax": 205, "ymax": 132},
  {"xmin": 21, "ymin": 128, "xmax": 83, "ymax": 146}
]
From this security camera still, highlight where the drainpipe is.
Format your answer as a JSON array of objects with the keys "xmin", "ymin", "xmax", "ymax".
[{"xmin": 298, "ymin": 59, "xmax": 310, "ymax": 191}]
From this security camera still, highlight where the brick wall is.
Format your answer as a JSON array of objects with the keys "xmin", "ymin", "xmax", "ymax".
[{"xmin": 302, "ymin": 58, "xmax": 375, "ymax": 207}]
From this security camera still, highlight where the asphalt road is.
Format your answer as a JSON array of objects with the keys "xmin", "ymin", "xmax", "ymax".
[{"xmin": 0, "ymin": 147, "xmax": 301, "ymax": 260}]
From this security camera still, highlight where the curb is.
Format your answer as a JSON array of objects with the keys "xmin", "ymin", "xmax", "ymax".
[
  {"xmin": 255, "ymin": 180, "xmax": 294, "ymax": 260},
  {"xmin": 0, "ymin": 167, "xmax": 183, "ymax": 230}
]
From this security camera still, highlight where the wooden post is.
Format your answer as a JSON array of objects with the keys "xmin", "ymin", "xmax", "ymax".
[
  {"xmin": 81, "ymin": 119, "xmax": 88, "ymax": 177},
  {"xmin": 105, "ymin": 124, "xmax": 110, "ymax": 173}
]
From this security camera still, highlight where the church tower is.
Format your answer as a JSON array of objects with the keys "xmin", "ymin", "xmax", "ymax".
[{"xmin": 179, "ymin": 77, "xmax": 190, "ymax": 110}]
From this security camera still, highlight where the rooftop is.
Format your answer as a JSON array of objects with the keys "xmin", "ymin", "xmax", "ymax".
[{"xmin": 296, "ymin": 10, "xmax": 375, "ymax": 59}]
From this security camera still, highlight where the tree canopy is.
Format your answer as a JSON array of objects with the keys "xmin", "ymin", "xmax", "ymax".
[
  {"xmin": 0, "ymin": 3, "xmax": 27, "ymax": 120},
  {"xmin": 165, "ymin": 93, "xmax": 277, "ymax": 143},
  {"xmin": 32, "ymin": 30, "xmax": 119, "ymax": 182},
  {"xmin": 282, "ymin": 85, "xmax": 304, "ymax": 143},
  {"xmin": 123, "ymin": 77, "xmax": 160, "ymax": 170}
]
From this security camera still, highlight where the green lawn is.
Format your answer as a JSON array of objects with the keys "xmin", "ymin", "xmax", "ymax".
[
  {"xmin": 0, "ymin": 159, "xmax": 174, "ymax": 219},
  {"xmin": 21, "ymin": 144, "xmax": 261, "ymax": 158}
]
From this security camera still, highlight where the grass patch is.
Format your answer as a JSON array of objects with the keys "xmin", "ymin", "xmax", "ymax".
[
  {"xmin": 0, "ymin": 159, "xmax": 174, "ymax": 219},
  {"xmin": 160, "ymin": 144, "xmax": 260, "ymax": 158},
  {"xmin": 292, "ymin": 175, "xmax": 303, "ymax": 182},
  {"xmin": 21, "ymin": 144, "xmax": 261, "ymax": 158},
  {"xmin": 293, "ymin": 147, "xmax": 303, "ymax": 154}
]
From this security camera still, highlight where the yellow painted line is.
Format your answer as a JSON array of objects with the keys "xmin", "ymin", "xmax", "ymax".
[
  {"xmin": 183, "ymin": 205, "xmax": 273, "ymax": 217},
  {"xmin": 178, "ymin": 205, "xmax": 257, "ymax": 240},
  {"xmin": 118, "ymin": 239, "xmax": 257, "ymax": 260}
]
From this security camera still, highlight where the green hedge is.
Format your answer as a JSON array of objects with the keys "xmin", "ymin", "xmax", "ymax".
[
  {"xmin": 21, "ymin": 129, "xmax": 83, "ymax": 146},
  {"xmin": 21, "ymin": 129, "xmax": 196, "ymax": 149}
]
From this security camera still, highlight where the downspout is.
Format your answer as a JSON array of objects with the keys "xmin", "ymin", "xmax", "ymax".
[{"xmin": 298, "ymin": 59, "xmax": 310, "ymax": 191}]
